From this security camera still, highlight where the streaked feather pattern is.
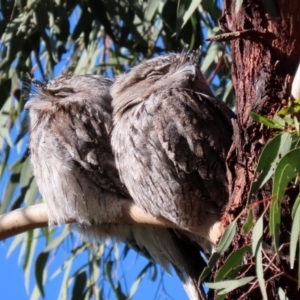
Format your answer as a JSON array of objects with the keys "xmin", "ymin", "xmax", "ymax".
[{"xmin": 25, "ymin": 74, "xmax": 209, "ymax": 300}]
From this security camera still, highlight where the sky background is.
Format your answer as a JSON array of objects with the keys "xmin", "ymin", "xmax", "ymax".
[{"xmin": 0, "ymin": 235, "xmax": 188, "ymax": 300}]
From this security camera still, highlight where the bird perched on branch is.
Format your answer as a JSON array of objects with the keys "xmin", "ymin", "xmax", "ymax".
[
  {"xmin": 25, "ymin": 74, "xmax": 208, "ymax": 300},
  {"xmin": 111, "ymin": 50, "xmax": 234, "ymax": 245}
]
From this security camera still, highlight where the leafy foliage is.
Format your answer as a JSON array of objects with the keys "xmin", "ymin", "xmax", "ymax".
[
  {"xmin": 198, "ymin": 97, "xmax": 300, "ymax": 298},
  {"xmin": 237, "ymin": 100, "xmax": 300, "ymax": 298},
  {"xmin": 0, "ymin": 0, "xmax": 233, "ymax": 299}
]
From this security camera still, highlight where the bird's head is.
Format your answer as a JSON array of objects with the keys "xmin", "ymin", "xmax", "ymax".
[
  {"xmin": 24, "ymin": 75, "xmax": 113, "ymax": 113},
  {"xmin": 112, "ymin": 49, "xmax": 213, "ymax": 119}
]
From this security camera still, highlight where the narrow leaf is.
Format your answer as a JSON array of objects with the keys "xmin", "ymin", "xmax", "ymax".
[
  {"xmin": 44, "ymin": 226, "xmax": 71, "ymax": 252},
  {"xmin": 248, "ymin": 132, "xmax": 293, "ymax": 203},
  {"xmin": 252, "ymin": 215, "xmax": 267, "ymax": 300},
  {"xmin": 235, "ymin": 0, "xmax": 243, "ymax": 12},
  {"xmin": 35, "ymin": 252, "xmax": 49, "ymax": 297},
  {"xmin": 292, "ymin": 192, "xmax": 300, "ymax": 219},
  {"xmin": 243, "ymin": 209, "xmax": 254, "ymax": 234},
  {"xmin": 181, "ymin": 0, "xmax": 201, "ymax": 29},
  {"xmin": 71, "ymin": 271, "xmax": 87, "ymax": 300},
  {"xmin": 217, "ymin": 220, "xmax": 237, "ymax": 254},
  {"xmin": 271, "ymin": 148, "xmax": 300, "ymax": 252},
  {"xmin": 278, "ymin": 287, "xmax": 289, "ymax": 300},
  {"xmin": 144, "ymin": 0, "xmax": 160, "ymax": 21},
  {"xmin": 200, "ymin": 221, "xmax": 236, "ymax": 282},
  {"xmin": 250, "ymin": 112, "xmax": 284, "ymax": 129},
  {"xmin": 290, "ymin": 200, "xmax": 300, "ymax": 269},
  {"xmin": 215, "ymin": 245, "xmax": 251, "ymax": 281},
  {"xmin": 205, "ymin": 276, "xmax": 255, "ymax": 294}
]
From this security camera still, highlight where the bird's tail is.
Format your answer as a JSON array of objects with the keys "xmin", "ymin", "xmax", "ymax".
[{"xmin": 76, "ymin": 224, "xmax": 207, "ymax": 300}]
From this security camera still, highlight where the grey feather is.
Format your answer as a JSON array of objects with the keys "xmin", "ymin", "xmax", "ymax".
[
  {"xmin": 111, "ymin": 50, "xmax": 234, "ymax": 243},
  {"xmin": 25, "ymin": 74, "xmax": 208, "ymax": 300}
]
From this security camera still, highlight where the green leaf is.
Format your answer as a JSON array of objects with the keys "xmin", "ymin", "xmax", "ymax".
[
  {"xmin": 181, "ymin": 0, "xmax": 201, "ymax": 29},
  {"xmin": 201, "ymin": 43, "xmax": 219, "ymax": 74},
  {"xmin": 0, "ymin": 169, "xmax": 19, "ymax": 214},
  {"xmin": 44, "ymin": 226, "xmax": 71, "ymax": 252},
  {"xmin": 105, "ymin": 261, "xmax": 127, "ymax": 300},
  {"xmin": 292, "ymin": 192, "xmax": 300, "ymax": 219},
  {"xmin": 200, "ymin": 221, "xmax": 237, "ymax": 282},
  {"xmin": 0, "ymin": 143, "xmax": 9, "ymax": 179},
  {"xmin": 20, "ymin": 157, "xmax": 33, "ymax": 188},
  {"xmin": 0, "ymin": 127, "xmax": 13, "ymax": 147},
  {"xmin": 217, "ymin": 220, "xmax": 237, "ymax": 254},
  {"xmin": 24, "ymin": 178, "xmax": 39, "ymax": 206},
  {"xmin": 252, "ymin": 215, "xmax": 267, "ymax": 300},
  {"xmin": 35, "ymin": 252, "xmax": 49, "ymax": 297},
  {"xmin": 128, "ymin": 264, "xmax": 148, "ymax": 299},
  {"xmin": 215, "ymin": 245, "xmax": 251, "ymax": 281},
  {"xmin": 271, "ymin": 148, "xmax": 300, "ymax": 252},
  {"xmin": 199, "ymin": 251, "xmax": 220, "ymax": 283},
  {"xmin": 7, "ymin": 233, "xmax": 25, "ymax": 257},
  {"xmin": 23, "ymin": 229, "xmax": 39, "ymax": 293},
  {"xmin": 144, "ymin": 0, "xmax": 160, "ymax": 22},
  {"xmin": 71, "ymin": 271, "xmax": 87, "ymax": 300},
  {"xmin": 235, "ymin": 0, "xmax": 243, "ymax": 12},
  {"xmin": 273, "ymin": 115, "xmax": 286, "ymax": 128},
  {"xmin": 298, "ymin": 239, "xmax": 300, "ymax": 289},
  {"xmin": 278, "ymin": 287, "xmax": 289, "ymax": 300},
  {"xmin": 205, "ymin": 276, "xmax": 255, "ymax": 295},
  {"xmin": 294, "ymin": 116, "xmax": 300, "ymax": 135},
  {"xmin": 247, "ymin": 132, "xmax": 293, "ymax": 203},
  {"xmin": 290, "ymin": 199, "xmax": 300, "ymax": 269},
  {"xmin": 58, "ymin": 254, "xmax": 74, "ymax": 300},
  {"xmin": 50, "ymin": 245, "xmax": 86, "ymax": 281},
  {"xmin": 243, "ymin": 209, "xmax": 254, "ymax": 234},
  {"xmin": 250, "ymin": 112, "xmax": 284, "ymax": 129}
]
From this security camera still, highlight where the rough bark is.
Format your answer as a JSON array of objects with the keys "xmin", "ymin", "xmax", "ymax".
[{"xmin": 218, "ymin": 0, "xmax": 300, "ymax": 299}]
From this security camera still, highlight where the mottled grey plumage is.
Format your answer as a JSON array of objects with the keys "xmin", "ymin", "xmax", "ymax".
[
  {"xmin": 25, "ymin": 74, "xmax": 207, "ymax": 300},
  {"xmin": 111, "ymin": 51, "xmax": 234, "ymax": 243}
]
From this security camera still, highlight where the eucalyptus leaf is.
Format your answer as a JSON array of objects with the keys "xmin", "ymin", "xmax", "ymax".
[
  {"xmin": 290, "ymin": 200, "xmax": 300, "ymax": 269},
  {"xmin": 181, "ymin": 0, "xmax": 201, "ymax": 29},
  {"xmin": 250, "ymin": 112, "xmax": 284, "ymax": 129},
  {"xmin": 35, "ymin": 252, "xmax": 49, "ymax": 297},
  {"xmin": 271, "ymin": 147, "xmax": 300, "ymax": 252},
  {"xmin": 252, "ymin": 215, "xmax": 267, "ymax": 300},
  {"xmin": 278, "ymin": 287, "xmax": 289, "ymax": 300},
  {"xmin": 217, "ymin": 220, "xmax": 237, "ymax": 254},
  {"xmin": 243, "ymin": 209, "xmax": 254, "ymax": 234},
  {"xmin": 215, "ymin": 245, "xmax": 251, "ymax": 281},
  {"xmin": 71, "ymin": 271, "xmax": 87, "ymax": 300},
  {"xmin": 247, "ymin": 132, "xmax": 293, "ymax": 203},
  {"xmin": 292, "ymin": 193, "xmax": 300, "ymax": 219},
  {"xmin": 200, "ymin": 221, "xmax": 237, "ymax": 282},
  {"xmin": 205, "ymin": 276, "xmax": 255, "ymax": 294}
]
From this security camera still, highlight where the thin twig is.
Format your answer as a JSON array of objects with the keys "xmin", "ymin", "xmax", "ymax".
[{"xmin": 206, "ymin": 29, "xmax": 275, "ymax": 43}]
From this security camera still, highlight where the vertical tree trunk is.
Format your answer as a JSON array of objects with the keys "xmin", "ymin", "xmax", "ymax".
[{"xmin": 220, "ymin": 0, "xmax": 300, "ymax": 298}]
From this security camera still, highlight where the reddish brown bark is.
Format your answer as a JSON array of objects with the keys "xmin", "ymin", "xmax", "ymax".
[{"xmin": 217, "ymin": 0, "xmax": 300, "ymax": 299}]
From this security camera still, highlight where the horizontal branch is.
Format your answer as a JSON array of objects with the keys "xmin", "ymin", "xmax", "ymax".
[
  {"xmin": 0, "ymin": 204, "xmax": 50, "ymax": 240},
  {"xmin": 0, "ymin": 203, "xmax": 223, "ymax": 244},
  {"xmin": 206, "ymin": 29, "xmax": 275, "ymax": 42}
]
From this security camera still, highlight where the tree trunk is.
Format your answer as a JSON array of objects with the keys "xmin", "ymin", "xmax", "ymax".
[{"xmin": 219, "ymin": 0, "xmax": 300, "ymax": 298}]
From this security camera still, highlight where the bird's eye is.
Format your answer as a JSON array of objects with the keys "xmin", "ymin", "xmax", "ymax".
[{"xmin": 147, "ymin": 72, "xmax": 162, "ymax": 80}]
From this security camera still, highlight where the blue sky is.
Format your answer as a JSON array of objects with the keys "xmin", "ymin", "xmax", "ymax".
[{"xmin": 0, "ymin": 234, "xmax": 188, "ymax": 299}]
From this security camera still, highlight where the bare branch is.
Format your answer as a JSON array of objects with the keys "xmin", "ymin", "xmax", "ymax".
[
  {"xmin": 206, "ymin": 29, "xmax": 275, "ymax": 42},
  {"xmin": 0, "ymin": 204, "xmax": 50, "ymax": 240},
  {"xmin": 0, "ymin": 203, "xmax": 223, "ymax": 243}
]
